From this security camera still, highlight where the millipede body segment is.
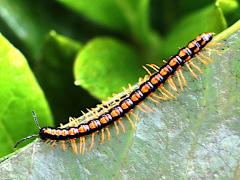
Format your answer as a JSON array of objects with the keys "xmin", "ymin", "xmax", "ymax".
[{"xmin": 15, "ymin": 32, "xmax": 214, "ymax": 152}]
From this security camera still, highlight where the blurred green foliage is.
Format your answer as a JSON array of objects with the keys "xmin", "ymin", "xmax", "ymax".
[{"xmin": 0, "ymin": 0, "xmax": 239, "ymax": 158}]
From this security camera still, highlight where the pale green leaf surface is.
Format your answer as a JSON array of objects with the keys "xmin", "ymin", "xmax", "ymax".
[
  {"xmin": 0, "ymin": 22, "xmax": 239, "ymax": 179},
  {"xmin": 0, "ymin": 34, "xmax": 53, "ymax": 157}
]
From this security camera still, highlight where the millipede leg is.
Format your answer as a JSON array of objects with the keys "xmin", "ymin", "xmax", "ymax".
[
  {"xmin": 143, "ymin": 75, "xmax": 149, "ymax": 81},
  {"xmin": 158, "ymin": 88, "xmax": 171, "ymax": 100},
  {"xmin": 70, "ymin": 139, "xmax": 78, "ymax": 154},
  {"xmin": 61, "ymin": 141, "xmax": 67, "ymax": 151},
  {"xmin": 89, "ymin": 133, "xmax": 95, "ymax": 151},
  {"xmin": 82, "ymin": 137, "xmax": 86, "ymax": 154},
  {"xmin": 189, "ymin": 61, "xmax": 203, "ymax": 74},
  {"xmin": 152, "ymin": 92, "xmax": 167, "ymax": 101},
  {"xmin": 198, "ymin": 53, "xmax": 213, "ymax": 63},
  {"xmin": 105, "ymin": 127, "xmax": 111, "ymax": 141},
  {"xmin": 50, "ymin": 140, "xmax": 56, "ymax": 148},
  {"xmin": 129, "ymin": 110, "xmax": 140, "ymax": 122},
  {"xmin": 114, "ymin": 121, "xmax": 119, "ymax": 135},
  {"xmin": 118, "ymin": 119, "xmax": 126, "ymax": 133},
  {"xmin": 186, "ymin": 62, "xmax": 199, "ymax": 79},
  {"xmin": 100, "ymin": 129, "xmax": 105, "ymax": 144},
  {"xmin": 45, "ymin": 139, "xmax": 51, "ymax": 144},
  {"xmin": 87, "ymin": 108, "xmax": 98, "ymax": 118},
  {"xmin": 126, "ymin": 113, "xmax": 136, "ymax": 129},
  {"xmin": 167, "ymin": 77, "xmax": 178, "ymax": 91},
  {"xmin": 176, "ymin": 71, "xmax": 184, "ymax": 91},
  {"xmin": 161, "ymin": 86, "xmax": 176, "ymax": 99},
  {"xmin": 141, "ymin": 102, "xmax": 155, "ymax": 112},
  {"xmin": 178, "ymin": 68, "xmax": 187, "ymax": 86},
  {"xmin": 142, "ymin": 65, "xmax": 152, "ymax": 75},
  {"xmin": 205, "ymin": 47, "xmax": 222, "ymax": 55},
  {"xmin": 148, "ymin": 95, "xmax": 160, "ymax": 103},
  {"xmin": 146, "ymin": 64, "xmax": 160, "ymax": 71},
  {"xmin": 207, "ymin": 42, "xmax": 224, "ymax": 47},
  {"xmin": 151, "ymin": 63, "xmax": 160, "ymax": 70},
  {"xmin": 79, "ymin": 137, "xmax": 83, "ymax": 154},
  {"xmin": 196, "ymin": 54, "xmax": 208, "ymax": 65},
  {"xmin": 137, "ymin": 104, "xmax": 147, "ymax": 113}
]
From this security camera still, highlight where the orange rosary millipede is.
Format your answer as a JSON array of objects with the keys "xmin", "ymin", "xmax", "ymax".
[{"xmin": 15, "ymin": 32, "xmax": 218, "ymax": 153}]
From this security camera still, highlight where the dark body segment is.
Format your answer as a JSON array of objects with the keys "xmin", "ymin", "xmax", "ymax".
[{"xmin": 40, "ymin": 32, "xmax": 214, "ymax": 141}]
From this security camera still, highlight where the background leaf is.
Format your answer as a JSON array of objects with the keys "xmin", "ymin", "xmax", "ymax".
[
  {"xmin": 0, "ymin": 34, "xmax": 53, "ymax": 157},
  {"xmin": 74, "ymin": 37, "xmax": 145, "ymax": 100},
  {"xmin": 162, "ymin": 3, "xmax": 227, "ymax": 58},
  {"xmin": 0, "ymin": 0, "xmax": 94, "ymax": 61},
  {"xmin": 0, "ymin": 21, "xmax": 239, "ymax": 179},
  {"xmin": 35, "ymin": 31, "xmax": 98, "ymax": 125},
  {"xmin": 58, "ymin": 0, "xmax": 162, "ymax": 61}
]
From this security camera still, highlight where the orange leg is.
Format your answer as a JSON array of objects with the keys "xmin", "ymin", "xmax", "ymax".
[
  {"xmin": 158, "ymin": 88, "xmax": 171, "ymax": 100},
  {"xmin": 161, "ymin": 86, "xmax": 176, "ymax": 99},
  {"xmin": 142, "ymin": 65, "xmax": 152, "ymax": 75},
  {"xmin": 100, "ymin": 129, "xmax": 105, "ymax": 144},
  {"xmin": 186, "ymin": 62, "xmax": 199, "ymax": 79},
  {"xmin": 167, "ymin": 77, "xmax": 178, "ymax": 91},
  {"xmin": 70, "ymin": 139, "xmax": 78, "ymax": 154},
  {"xmin": 176, "ymin": 70, "xmax": 184, "ymax": 91},
  {"xmin": 199, "ymin": 53, "xmax": 213, "ymax": 63},
  {"xmin": 146, "ymin": 64, "xmax": 160, "ymax": 71},
  {"xmin": 82, "ymin": 137, "xmax": 86, "ymax": 154},
  {"xmin": 50, "ymin": 140, "xmax": 57, "ymax": 149},
  {"xmin": 178, "ymin": 68, "xmax": 187, "ymax": 86},
  {"xmin": 61, "ymin": 141, "xmax": 67, "ymax": 151},
  {"xmin": 141, "ymin": 102, "xmax": 155, "ymax": 112},
  {"xmin": 89, "ymin": 133, "xmax": 95, "ymax": 151},
  {"xmin": 114, "ymin": 121, "xmax": 119, "ymax": 135},
  {"xmin": 79, "ymin": 137, "xmax": 83, "ymax": 154},
  {"xmin": 137, "ymin": 104, "xmax": 147, "ymax": 113},
  {"xmin": 148, "ymin": 95, "xmax": 160, "ymax": 103},
  {"xmin": 152, "ymin": 92, "xmax": 167, "ymax": 101},
  {"xmin": 105, "ymin": 127, "xmax": 111, "ymax": 141},
  {"xmin": 118, "ymin": 119, "xmax": 126, "ymax": 133},
  {"xmin": 129, "ymin": 110, "xmax": 140, "ymax": 122},
  {"xmin": 205, "ymin": 47, "xmax": 222, "ymax": 55},
  {"xmin": 207, "ymin": 42, "xmax": 224, "ymax": 47},
  {"xmin": 195, "ymin": 54, "xmax": 208, "ymax": 65},
  {"xmin": 126, "ymin": 114, "xmax": 136, "ymax": 129},
  {"xmin": 189, "ymin": 61, "xmax": 203, "ymax": 74}
]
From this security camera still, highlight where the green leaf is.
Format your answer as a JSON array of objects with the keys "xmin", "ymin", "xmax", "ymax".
[
  {"xmin": 0, "ymin": 0, "xmax": 87, "ymax": 60},
  {"xmin": 162, "ymin": 3, "xmax": 227, "ymax": 58},
  {"xmin": 35, "ymin": 31, "xmax": 98, "ymax": 125},
  {"xmin": 58, "ymin": 0, "xmax": 129, "ymax": 32},
  {"xmin": 0, "ymin": 0, "xmax": 49, "ymax": 59},
  {"xmin": 74, "ymin": 37, "xmax": 145, "ymax": 100},
  {"xmin": 0, "ymin": 34, "xmax": 53, "ymax": 157},
  {"xmin": 0, "ymin": 21, "xmax": 239, "ymax": 179},
  {"xmin": 217, "ymin": 0, "xmax": 239, "ymax": 14},
  {"xmin": 57, "ymin": 0, "xmax": 162, "ymax": 54}
]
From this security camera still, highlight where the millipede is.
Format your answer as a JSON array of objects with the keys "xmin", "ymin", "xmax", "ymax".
[{"xmin": 15, "ymin": 32, "xmax": 221, "ymax": 154}]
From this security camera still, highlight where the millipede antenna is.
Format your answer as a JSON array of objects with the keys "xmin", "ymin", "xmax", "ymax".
[
  {"xmin": 14, "ymin": 111, "xmax": 41, "ymax": 148},
  {"xmin": 14, "ymin": 134, "xmax": 39, "ymax": 148},
  {"xmin": 32, "ymin": 110, "xmax": 41, "ymax": 129}
]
